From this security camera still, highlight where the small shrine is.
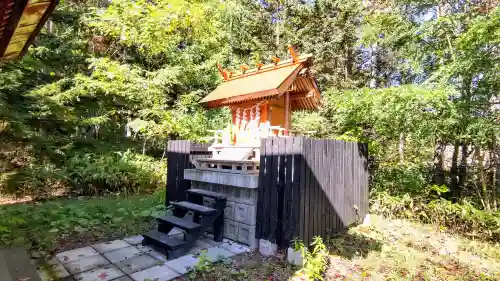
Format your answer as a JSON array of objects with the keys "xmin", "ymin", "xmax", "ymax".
[{"xmin": 197, "ymin": 46, "xmax": 321, "ymax": 170}]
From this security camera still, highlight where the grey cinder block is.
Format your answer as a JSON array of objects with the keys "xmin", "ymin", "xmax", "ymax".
[
  {"xmin": 237, "ymin": 223, "xmax": 256, "ymax": 246},
  {"xmin": 224, "ymin": 220, "xmax": 239, "ymax": 240},
  {"xmin": 224, "ymin": 201, "xmax": 235, "ymax": 220},
  {"xmin": 233, "ymin": 203, "xmax": 257, "ymax": 225}
]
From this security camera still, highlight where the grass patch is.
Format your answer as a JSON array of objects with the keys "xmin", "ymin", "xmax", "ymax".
[
  {"xmin": 325, "ymin": 215, "xmax": 500, "ymax": 281},
  {"xmin": 0, "ymin": 189, "xmax": 166, "ymax": 256}
]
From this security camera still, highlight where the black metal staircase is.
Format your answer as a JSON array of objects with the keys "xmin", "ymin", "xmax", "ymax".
[{"xmin": 142, "ymin": 188, "xmax": 227, "ymax": 259}]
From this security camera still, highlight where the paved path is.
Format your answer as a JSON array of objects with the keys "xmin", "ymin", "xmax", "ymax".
[
  {"xmin": 1, "ymin": 247, "xmax": 43, "ymax": 281},
  {"xmin": 37, "ymin": 229, "xmax": 251, "ymax": 281}
]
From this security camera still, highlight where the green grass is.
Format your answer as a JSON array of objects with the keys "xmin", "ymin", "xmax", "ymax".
[
  {"xmin": 0, "ymin": 190, "xmax": 166, "ymax": 256},
  {"xmin": 324, "ymin": 215, "xmax": 500, "ymax": 281}
]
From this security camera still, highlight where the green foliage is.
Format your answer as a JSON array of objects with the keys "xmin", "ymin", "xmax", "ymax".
[
  {"xmin": 65, "ymin": 150, "xmax": 166, "ymax": 194},
  {"xmin": 0, "ymin": 190, "xmax": 165, "ymax": 254},
  {"xmin": 189, "ymin": 250, "xmax": 214, "ymax": 280},
  {"xmin": 371, "ymin": 192, "xmax": 500, "ymax": 242},
  {"xmin": 294, "ymin": 237, "xmax": 329, "ymax": 280}
]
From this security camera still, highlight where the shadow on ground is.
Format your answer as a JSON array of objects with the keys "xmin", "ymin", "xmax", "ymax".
[{"xmin": 327, "ymin": 229, "xmax": 382, "ymax": 260}]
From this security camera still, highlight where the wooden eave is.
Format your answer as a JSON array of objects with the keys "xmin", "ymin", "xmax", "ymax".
[
  {"xmin": 201, "ymin": 54, "xmax": 321, "ymax": 111},
  {"xmin": 0, "ymin": 0, "xmax": 58, "ymax": 62}
]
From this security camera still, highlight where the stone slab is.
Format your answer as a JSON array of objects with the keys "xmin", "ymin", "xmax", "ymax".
[
  {"xmin": 164, "ymin": 254, "xmax": 199, "ymax": 274},
  {"xmin": 146, "ymin": 249, "xmax": 168, "ymax": 262},
  {"xmin": 38, "ymin": 258, "xmax": 70, "ymax": 281},
  {"xmin": 220, "ymin": 241, "xmax": 251, "ymax": 255},
  {"xmin": 186, "ymin": 239, "xmax": 214, "ymax": 255},
  {"xmin": 103, "ymin": 246, "xmax": 141, "ymax": 263},
  {"xmin": 123, "ymin": 236, "xmax": 143, "ymax": 245},
  {"xmin": 204, "ymin": 246, "xmax": 235, "ymax": 262},
  {"xmin": 73, "ymin": 265, "xmax": 124, "ymax": 281},
  {"xmin": 114, "ymin": 254, "xmax": 160, "ymax": 274},
  {"xmin": 185, "ymin": 169, "xmax": 259, "ymax": 188},
  {"xmin": 135, "ymin": 244, "xmax": 154, "ymax": 254},
  {"xmin": 63, "ymin": 254, "xmax": 109, "ymax": 275},
  {"xmin": 56, "ymin": 247, "xmax": 98, "ymax": 264},
  {"xmin": 109, "ymin": 277, "xmax": 133, "ymax": 281},
  {"xmin": 92, "ymin": 240, "xmax": 130, "ymax": 253},
  {"xmin": 199, "ymin": 234, "xmax": 222, "ymax": 247},
  {"xmin": 130, "ymin": 264, "xmax": 180, "ymax": 281}
]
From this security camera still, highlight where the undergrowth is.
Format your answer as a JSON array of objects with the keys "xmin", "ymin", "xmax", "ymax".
[
  {"xmin": 0, "ymin": 189, "xmax": 166, "ymax": 256},
  {"xmin": 371, "ymin": 191, "xmax": 500, "ymax": 242}
]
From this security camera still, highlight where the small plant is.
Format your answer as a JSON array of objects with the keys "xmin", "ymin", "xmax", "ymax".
[
  {"xmin": 294, "ymin": 236, "xmax": 329, "ymax": 280},
  {"xmin": 189, "ymin": 250, "xmax": 213, "ymax": 280}
]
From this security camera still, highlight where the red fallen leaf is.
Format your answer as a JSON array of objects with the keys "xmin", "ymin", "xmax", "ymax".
[
  {"xmin": 267, "ymin": 276, "xmax": 273, "ymax": 281},
  {"xmin": 98, "ymin": 272, "xmax": 108, "ymax": 280}
]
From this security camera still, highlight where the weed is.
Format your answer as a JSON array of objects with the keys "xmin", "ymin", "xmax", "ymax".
[
  {"xmin": 189, "ymin": 250, "xmax": 213, "ymax": 279},
  {"xmin": 293, "ymin": 237, "xmax": 329, "ymax": 280}
]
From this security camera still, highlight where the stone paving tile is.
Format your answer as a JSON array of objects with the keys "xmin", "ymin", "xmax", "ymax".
[
  {"xmin": 37, "ymin": 258, "xmax": 71, "ymax": 281},
  {"xmin": 123, "ymin": 235, "xmax": 143, "ymax": 245},
  {"xmin": 186, "ymin": 239, "xmax": 213, "ymax": 255},
  {"xmin": 146, "ymin": 249, "xmax": 168, "ymax": 262},
  {"xmin": 57, "ymin": 277, "xmax": 75, "ymax": 281},
  {"xmin": 56, "ymin": 247, "xmax": 99, "ymax": 264},
  {"xmin": 109, "ymin": 276, "xmax": 133, "ymax": 281},
  {"xmin": 220, "ymin": 241, "xmax": 251, "ymax": 255},
  {"xmin": 130, "ymin": 264, "xmax": 180, "ymax": 281},
  {"xmin": 204, "ymin": 246, "xmax": 235, "ymax": 262},
  {"xmin": 63, "ymin": 254, "xmax": 110, "ymax": 275},
  {"xmin": 200, "ymin": 234, "xmax": 223, "ymax": 246},
  {"xmin": 73, "ymin": 265, "xmax": 124, "ymax": 281},
  {"xmin": 92, "ymin": 240, "xmax": 130, "ymax": 253},
  {"xmin": 135, "ymin": 244, "xmax": 154, "ymax": 254},
  {"xmin": 164, "ymin": 254, "xmax": 199, "ymax": 274},
  {"xmin": 104, "ymin": 246, "xmax": 142, "ymax": 263},
  {"xmin": 114, "ymin": 254, "xmax": 160, "ymax": 275}
]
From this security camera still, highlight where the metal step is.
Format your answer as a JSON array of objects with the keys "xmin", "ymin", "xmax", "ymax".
[
  {"xmin": 172, "ymin": 201, "xmax": 217, "ymax": 215},
  {"xmin": 143, "ymin": 230, "xmax": 185, "ymax": 251},
  {"xmin": 186, "ymin": 189, "xmax": 227, "ymax": 200},
  {"xmin": 156, "ymin": 215, "xmax": 202, "ymax": 232}
]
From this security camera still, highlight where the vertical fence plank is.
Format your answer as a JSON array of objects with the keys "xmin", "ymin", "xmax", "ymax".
[
  {"xmin": 256, "ymin": 138, "xmax": 267, "ymax": 239},
  {"xmin": 269, "ymin": 137, "xmax": 280, "ymax": 242},
  {"xmin": 282, "ymin": 137, "xmax": 294, "ymax": 246},
  {"xmin": 299, "ymin": 137, "xmax": 307, "ymax": 241},
  {"xmin": 292, "ymin": 137, "xmax": 303, "ymax": 240}
]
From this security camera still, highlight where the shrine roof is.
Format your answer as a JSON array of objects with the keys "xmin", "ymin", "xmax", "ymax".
[
  {"xmin": 200, "ymin": 53, "xmax": 321, "ymax": 110},
  {"xmin": 0, "ymin": 0, "xmax": 58, "ymax": 62}
]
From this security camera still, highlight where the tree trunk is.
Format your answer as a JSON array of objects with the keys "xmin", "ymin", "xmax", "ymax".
[
  {"xmin": 433, "ymin": 140, "xmax": 446, "ymax": 185},
  {"xmin": 398, "ymin": 132, "xmax": 405, "ymax": 164},
  {"xmin": 490, "ymin": 136, "xmax": 498, "ymax": 211},
  {"xmin": 457, "ymin": 143, "xmax": 467, "ymax": 200},
  {"xmin": 475, "ymin": 145, "xmax": 491, "ymax": 211},
  {"xmin": 449, "ymin": 140, "xmax": 460, "ymax": 202}
]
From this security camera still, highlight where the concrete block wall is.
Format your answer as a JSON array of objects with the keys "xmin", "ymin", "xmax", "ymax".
[{"xmin": 193, "ymin": 181, "xmax": 258, "ymax": 248}]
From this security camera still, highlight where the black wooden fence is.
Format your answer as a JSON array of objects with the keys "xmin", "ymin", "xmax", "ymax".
[
  {"xmin": 166, "ymin": 138, "xmax": 369, "ymax": 248},
  {"xmin": 256, "ymin": 137, "xmax": 369, "ymax": 247},
  {"xmin": 166, "ymin": 140, "xmax": 211, "ymax": 204}
]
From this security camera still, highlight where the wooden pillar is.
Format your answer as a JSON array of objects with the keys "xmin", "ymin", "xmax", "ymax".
[{"xmin": 284, "ymin": 92, "xmax": 290, "ymax": 134}]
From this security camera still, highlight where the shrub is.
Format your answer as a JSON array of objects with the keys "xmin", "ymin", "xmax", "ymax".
[
  {"xmin": 371, "ymin": 192, "xmax": 500, "ymax": 242},
  {"xmin": 64, "ymin": 150, "xmax": 167, "ymax": 194}
]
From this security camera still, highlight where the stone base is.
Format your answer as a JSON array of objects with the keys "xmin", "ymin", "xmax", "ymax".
[{"xmin": 192, "ymin": 181, "xmax": 258, "ymax": 248}]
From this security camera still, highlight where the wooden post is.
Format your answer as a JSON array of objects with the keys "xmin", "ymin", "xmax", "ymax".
[{"xmin": 284, "ymin": 92, "xmax": 290, "ymax": 134}]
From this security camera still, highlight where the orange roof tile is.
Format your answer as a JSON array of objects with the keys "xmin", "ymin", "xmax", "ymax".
[{"xmin": 201, "ymin": 54, "xmax": 321, "ymax": 110}]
